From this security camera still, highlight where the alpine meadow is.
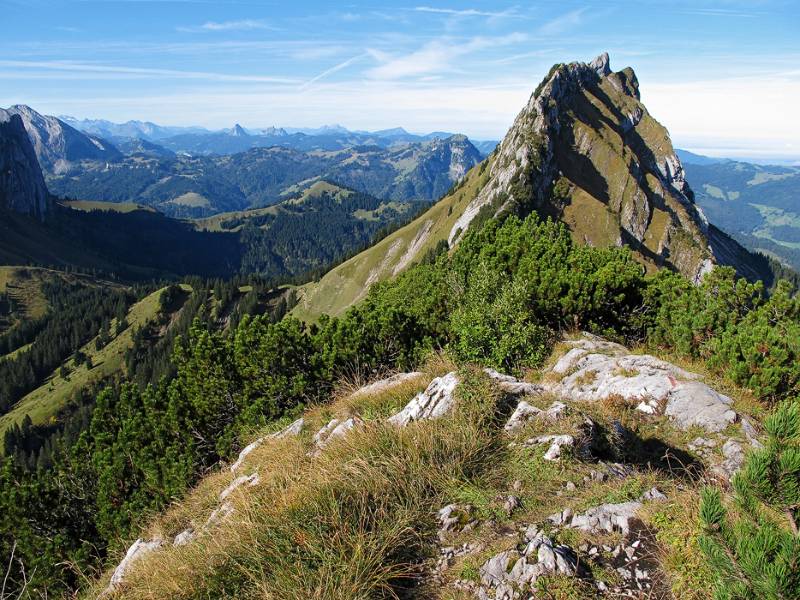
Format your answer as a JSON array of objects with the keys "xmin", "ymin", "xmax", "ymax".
[{"xmin": 0, "ymin": 2, "xmax": 798, "ymax": 600}]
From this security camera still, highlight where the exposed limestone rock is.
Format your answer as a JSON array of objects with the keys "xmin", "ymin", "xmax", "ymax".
[
  {"xmin": 5, "ymin": 104, "xmax": 121, "ymax": 174},
  {"xmin": 713, "ymin": 439, "xmax": 746, "ymax": 481},
  {"xmin": 478, "ymin": 529, "xmax": 577, "ymax": 597},
  {"xmin": 219, "ymin": 472, "xmax": 260, "ymax": 501},
  {"xmin": 310, "ymin": 416, "xmax": 364, "ymax": 455},
  {"xmin": 205, "ymin": 501, "xmax": 234, "ymax": 529},
  {"xmin": 483, "ymin": 368, "xmax": 542, "ymax": 396},
  {"xmin": 0, "ymin": 109, "xmax": 49, "ymax": 219},
  {"xmin": 567, "ymin": 501, "xmax": 642, "ymax": 535},
  {"xmin": 230, "ymin": 417, "xmax": 304, "ymax": 472},
  {"xmin": 387, "ymin": 372, "xmax": 459, "ymax": 427},
  {"xmin": 349, "ymin": 372, "xmax": 425, "ymax": 398},
  {"xmin": 173, "ymin": 528, "xmax": 196, "ymax": 547},
  {"xmin": 446, "ymin": 53, "xmax": 723, "ymax": 282},
  {"xmin": 105, "ymin": 538, "xmax": 164, "ymax": 593},
  {"xmin": 504, "ymin": 400, "xmax": 542, "ymax": 432},
  {"xmin": 505, "ymin": 399, "xmax": 568, "ymax": 432},
  {"xmin": 437, "ymin": 504, "xmax": 477, "ymax": 537},
  {"xmin": 562, "ymin": 488, "xmax": 665, "ymax": 536},
  {"xmin": 640, "ymin": 486, "xmax": 667, "ymax": 502},
  {"xmin": 526, "ymin": 434, "xmax": 575, "ymax": 461},
  {"xmin": 589, "ymin": 52, "xmax": 612, "ymax": 76},
  {"xmin": 544, "ymin": 335, "xmax": 737, "ymax": 432}
]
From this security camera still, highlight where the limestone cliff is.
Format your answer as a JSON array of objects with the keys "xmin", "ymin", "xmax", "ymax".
[
  {"xmin": 0, "ymin": 109, "xmax": 49, "ymax": 219},
  {"xmin": 6, "ymin": 104, "xmax": 122, "ymax": 175}
]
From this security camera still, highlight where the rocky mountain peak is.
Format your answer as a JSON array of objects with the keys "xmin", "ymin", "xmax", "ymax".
[
  {"xmin": 588, "ymin": 52, "xmax": 611, "ymax": 77},
  {"xmin": 0, "ymin": 109, "xmax": 49, "ymax": 219},
  {"xmin": 448, "ymin": 53, "xmax": 721, "ymax": 282},
  {"xmin": 5, "ymin": 104, "xmax": 121, "ymax": 174},
  {"xmin": 231, "ymin": 124, "xmax": 249, "ymax": 137}
]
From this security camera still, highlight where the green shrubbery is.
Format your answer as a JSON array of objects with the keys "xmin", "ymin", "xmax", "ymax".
[
  {"xmin": 700, "ymin": 400, "xmax": 800, "ymax": 599},
  {"xmin": 2, "ymin": 211, "xmax": 799, "ymax": 597}
]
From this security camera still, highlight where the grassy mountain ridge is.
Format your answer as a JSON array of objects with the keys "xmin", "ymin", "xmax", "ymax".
[{"xmin": 0, "ymin": 286, "xmax": 171, "ymax": 436}]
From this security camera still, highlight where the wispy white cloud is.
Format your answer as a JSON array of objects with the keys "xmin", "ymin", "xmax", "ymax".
[
  {"xmin": 681, "ymin": 8, "xmax": 758, "ymax": 18},
  {"xmin": 0, "ymin": 60, "xmax": 298, "ymax": 84},
  {"xmin": 177, "ymin": 19, "xmax": 277, "ymax": 33},
  {"xmin": 300, "ymin": 53, "xmax": 368, "ymax": 90},
  {"xmin": 537, "ymin": 8, "xmax": 587, "ymax": 36},
  {"xmin": 414, "ymin": 6, "xmax": 517, "ymax": 18},
  {"xmin": 366, "ymin": 33, "xmax": 527, "ymax": 80}
]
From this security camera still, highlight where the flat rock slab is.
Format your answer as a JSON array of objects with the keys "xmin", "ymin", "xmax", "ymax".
[{"xmin": 544, "ymin": 335, "xmax": 737, "ymax": 433}]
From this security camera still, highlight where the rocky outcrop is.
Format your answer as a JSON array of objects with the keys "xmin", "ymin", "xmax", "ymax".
[
  {"xmin": 484, "ymin": 368, "xmax": 542, "ymax": 396},
  {"xmin": 310, "ymin": 416, "xmax": 364, "ymax": 455},
  {"xmin": 387, "ymin": 372, "xmax": 460, "ymax": 427},
  {"xmin": 544, "ymin": 334, "xmax": 738, "ymax": 433},
  {"xmin": 468, "ymin": 527, "xmax": 579, "ymax": 599},
  {"xmin": 6, "ymin": 105, "xmax": 121, "ymax": 174},
  {"xmin": 0, "ymin": 109, "xmax": 49, "ymax": 219},
  {"xmin": 219, "ymin": 472, "xmax": 260, "ymax": 501},
  {"xmin": 349, "ymin": 372, "xmax": 425, "ymax": 399},
  {"xmin": 102, "ymin": 538, "xmax": 164, "ymax": 595},
  {"xmin": 504, "ymin": 400, "xmax": 567, "ymax": 432}
]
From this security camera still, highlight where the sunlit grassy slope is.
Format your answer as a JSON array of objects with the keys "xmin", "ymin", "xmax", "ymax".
[
  {"xmin": 61, "ymin": 200, "xmax": 156, "ymax": 213},
  {"xmin": 0, "ymin": 286, "xmax": 182, "ymax": 435},
  {"xmin": 291, "ymin": 160, "xmax": 494, "ymax": 321}
]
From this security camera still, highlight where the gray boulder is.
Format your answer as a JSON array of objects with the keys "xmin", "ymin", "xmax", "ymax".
[{"xmin": 544, "ymin": 334, "xmax": 737, "ymax": 433}]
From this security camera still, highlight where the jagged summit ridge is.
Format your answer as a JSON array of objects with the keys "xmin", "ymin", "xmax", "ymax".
[{"xmin": 449, "ymin": 52, "xmax": 715, "ymax": 282}]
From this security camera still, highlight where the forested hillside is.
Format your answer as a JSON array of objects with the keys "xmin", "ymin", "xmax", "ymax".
[
  {"xmin": 45, "ymin": 136, "xmax": 480, "ymax": 217},
  {"xmin": 684, "ymin": 161, "xmax": 800, "ymax": 270}
]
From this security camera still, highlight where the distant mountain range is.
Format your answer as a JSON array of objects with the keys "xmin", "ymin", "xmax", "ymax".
[
  {"xmin": 45, "ymin": 134, "xmax": 483, "ymax": 217},
  {"xmin": 59, "ymin": 113, "xmax": 500, "ymax": 158}
]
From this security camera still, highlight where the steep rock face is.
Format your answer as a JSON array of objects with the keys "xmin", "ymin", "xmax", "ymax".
[
  {"xmin": 449, "ymin": 53, "xmax": 716, "ymax": 282},
  {"xmin": 6, "ymin": 105, "xmax": 122, "ymax": 174},
  {"xmin": 0, "ymin": 109, "xmax": 49, "ymax": 218}
]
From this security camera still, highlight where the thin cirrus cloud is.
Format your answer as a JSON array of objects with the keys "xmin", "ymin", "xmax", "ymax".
[
  {"xmin": 0, "ymin": 60, "xmax": 299, "ymax": 84},
  {"xmin": 300, "ymin": 53, "xmax": 369, "ymax": 90},
  {"xmin": 177, "ymin": 19, "xmax": 277, "ymax": 33},
  {"xmin": 537, "ymin": 8, "xmax": 587, "ymax": 36},
  {"xmin": 366, "ymin": 33, "xmax": 527, "ymax": 80},
  {"xmin": 413, "ymin": 6, "xmax": 518, "ymax": 18}
]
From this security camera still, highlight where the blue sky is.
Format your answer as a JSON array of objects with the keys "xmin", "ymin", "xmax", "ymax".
[{"xmin": 0, "ymin": 0, "xmax": 798, "ymax": 160}]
